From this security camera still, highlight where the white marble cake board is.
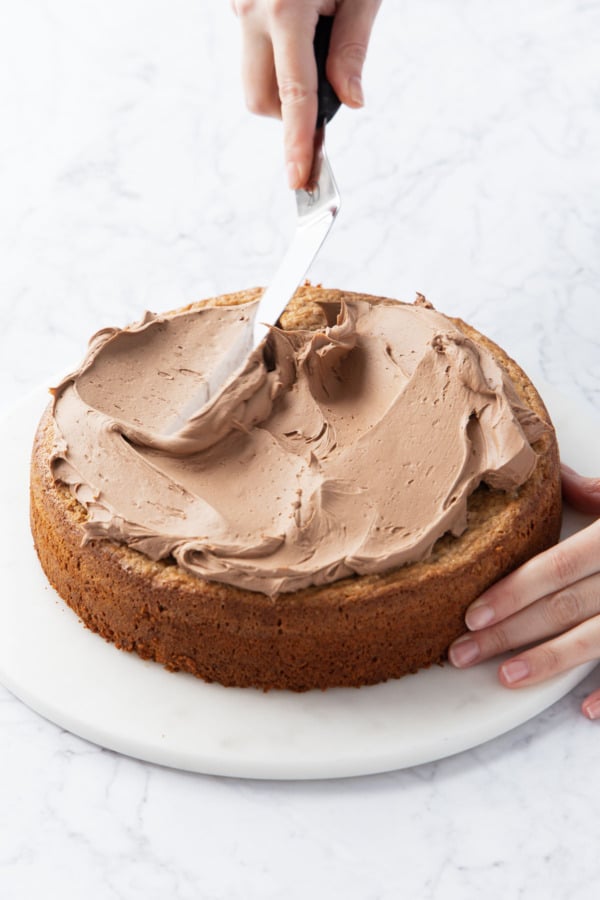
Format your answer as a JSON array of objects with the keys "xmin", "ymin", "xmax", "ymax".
[{"xmin": 0, "ymin": 385, "xmax": 597, "ymax": 780}]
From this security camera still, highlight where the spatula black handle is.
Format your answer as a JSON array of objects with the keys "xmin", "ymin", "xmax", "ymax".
[{"xmin": 314, "ymin": 16, "xmax": 341, "ymax": 127}]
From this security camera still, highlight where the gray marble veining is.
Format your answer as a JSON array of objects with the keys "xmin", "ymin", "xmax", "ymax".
[{"xmin": 1, "ymin": 1, "xmax": 599, "ymax": 897}]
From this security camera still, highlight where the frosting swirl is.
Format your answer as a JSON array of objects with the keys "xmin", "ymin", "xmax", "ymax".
[{"xmin": 50, "ymin": 292, "xmax": 547, "ymax": 596}]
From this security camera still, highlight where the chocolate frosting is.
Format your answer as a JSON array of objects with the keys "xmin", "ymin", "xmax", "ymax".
[{"xmin": 50, "ymin": 294, "xmax": 547, "ymax": 596}]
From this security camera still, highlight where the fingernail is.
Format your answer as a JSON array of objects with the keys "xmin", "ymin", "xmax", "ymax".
[
  {"xmin": 466, "ymin": 604, "xmax": 495, "ymax": 630},
  {"xmin": 348, "ymin": 75, "xmax": 364, "ymax": 107},
  {"xmin": 583, "ymin": 699, "xmax": 600, "ymax": 720},
  {"xmin": 449, "ymin": 638, "xmax": 480, "ymax": 667},
  {"xmin": 500, "ymin": 659, "xmax": 530, "ymax": 685},
  {"xmin": 287, "ymin": 161, "xmax": 301, "ymax": 190}
]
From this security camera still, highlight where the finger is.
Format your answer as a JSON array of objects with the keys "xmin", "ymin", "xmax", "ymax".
[
  {"xmin": 449, "ymin": 571, "xmax": 600, "ymax": 669},
  {"xmin": 234, "ymin": 1, "xmax": 280, "ymax": 118},
  {"xmin": 241, "ymin": 31, "xmax": 280, "ymax": 118},
  {"xmin": 495, "ymin": 614, "xmax": 600, "ymax": 688},
  {"xmin": 561, "ymin": 463, "xmax": 600, "ymax": 516},
  {"xmin": 268, "ymin": 5, "xmax": 322, "ymax": 189},
  {"xmin": 581, "ymin": 685, "xmax": 600, "ymax": 720},
  {"xmin": 327, "ymin": 0, "xmax": 382, "ymax": 107},
  {"xmin": 464, "ymin": 517, "xmax": 600, "ymax": 631}
]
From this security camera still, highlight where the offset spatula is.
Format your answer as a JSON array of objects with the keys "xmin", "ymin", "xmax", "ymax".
[{"xmin": 167, "ymin": 17, "xmax": 341, "ymax": 433}]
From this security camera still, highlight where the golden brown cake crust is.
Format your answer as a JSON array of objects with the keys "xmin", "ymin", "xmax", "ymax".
[{"xmin": 29, "ymin": 288, "xmax": 562, "ymax": 690}]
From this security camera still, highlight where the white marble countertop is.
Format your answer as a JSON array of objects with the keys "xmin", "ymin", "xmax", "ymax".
[{"xmin": 1, "ymin": 1, "xmax": 599, "ymax": 897}]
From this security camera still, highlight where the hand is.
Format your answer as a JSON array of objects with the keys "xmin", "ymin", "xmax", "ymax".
[
  {"xmin": 449, "ymin": 464, "xmax": 600, "ymax": 720},
  {"xmin": 231, "ymin": 0, "xmax": 381, "ymax": 189}
]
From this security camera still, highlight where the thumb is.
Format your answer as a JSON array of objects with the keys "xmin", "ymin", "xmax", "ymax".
[
  {"xmin": 581, "ymin": 685, "xmax": 600, "ymax": 720},
  {"xmin": 561, "ymin": 463, "xmax": 600, "ymax": 515},
  {"xmin": 326, "ymin": 0, "xmax": 382, "ymax": 109}
]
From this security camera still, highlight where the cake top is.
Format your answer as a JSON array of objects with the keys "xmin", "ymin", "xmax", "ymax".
[{"xmin": 50, "ymin": 290, "xmax": 547, "ymax": 595}]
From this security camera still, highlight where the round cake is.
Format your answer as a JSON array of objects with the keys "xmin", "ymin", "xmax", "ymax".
[{"xmin": 30, "ymin": 286, "xmax": 561, "ymax": 690}]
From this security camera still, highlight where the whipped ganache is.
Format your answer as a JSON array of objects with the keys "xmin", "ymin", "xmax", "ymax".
[{"xmin": 50, "ymin": 292, "xmax": 547, "ymax": 596}]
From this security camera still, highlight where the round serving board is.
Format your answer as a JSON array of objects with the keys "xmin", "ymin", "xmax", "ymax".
[{"xmin": 0, "ymin": 385, "xmax": 597, "ymax": 779}]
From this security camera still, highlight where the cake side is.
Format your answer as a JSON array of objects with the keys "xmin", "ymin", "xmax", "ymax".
[{"xmin": 29, "ymin": 288, "xmax": 562, "ymax": 690}]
